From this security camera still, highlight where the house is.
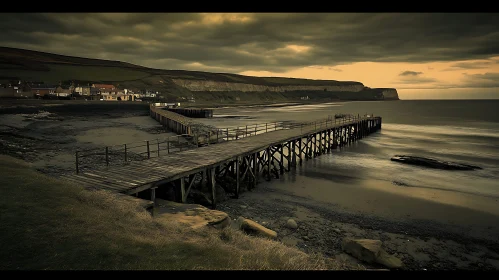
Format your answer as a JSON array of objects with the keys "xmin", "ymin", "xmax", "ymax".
[
  {"xmin": 55, "ymin": 86, "xmax": 72, "ymax": 97},
  {"xmin": 75, "ymin": 86, "xmax": 91, "ymax": 96},
  {"xmin": 31, "ymin": 86, "xmax": 56, "ymax": 97},
  {"xmin": 92, "ymin": 84, "xmax": 116, "ymax": 95},
  {"xmin": 103, "ymin": 93, "xmax": 135, "ymax": 101}
]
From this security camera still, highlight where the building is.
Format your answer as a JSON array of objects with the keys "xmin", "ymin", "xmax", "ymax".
[
  {"xmin": 31, "ymin": 86, "xmax": 56, "ymax": 97},
  {"xmin": 55, "ymin": 86, "xmax": 72, "ymax": 97},
  {"xmin": 92, "ymin": 84, "xmax": 115, "ymax": 95},
  {"xmin": 75, "ymin": 86, "xmax": 91, "ymax": 96},
  {"xmin": 103, "ymin": 93, "xmax": 135, "ymax": 101}
]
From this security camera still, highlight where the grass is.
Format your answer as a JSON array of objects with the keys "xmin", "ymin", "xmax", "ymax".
[{"xmin": 0, "ymin": 155, "xmax": 347, "ymax": 270}]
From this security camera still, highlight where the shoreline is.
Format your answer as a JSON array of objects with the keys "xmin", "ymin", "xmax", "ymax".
[{"xmin": 217, "ymin": 176, "xmax": 499, "ymax": 270}]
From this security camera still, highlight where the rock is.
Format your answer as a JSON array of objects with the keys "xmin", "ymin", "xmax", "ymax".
[
  {"xmin": 341, "ymin": 238, "xmax": 403, "ymax": 269},
  {"xmin": 240, "ymin": 205, "xmax": 248, "ymax": 209},
  {"xmin": 155, "ymin": 200, "xmax": 230, "ymax": 230},
  {"xmin": 391, "ymin": 155, "xmax": 482, "ymax": 171},
  {"xmin": 286, "ymin": 219, "xmax": 298, "ymax": 229},
  {"xmin": 341, "ymin": 238, "xmax": 382, "ymax": 263},
  {"xmin": 15, "ymin": 151, "xmax": 22, "ymax": 155},
  {"xmin": 303, "ymin": 236, "xmax": 310, "ymax": 241},
  {"xmin": 237, "ymin": 217, "xmax": 277, "ymax": 239},
  {"xmin": 333, "ymin": 228, "xmax": 341, "ymax": 234},
  {"xmin": 376, "ymin": 249, "xmax": 404, "ymax": 269}
]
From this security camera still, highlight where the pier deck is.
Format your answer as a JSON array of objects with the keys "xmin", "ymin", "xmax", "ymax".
[{"xmin": 62, "ymin": 115, "xmax": 382, "ymax": 208}]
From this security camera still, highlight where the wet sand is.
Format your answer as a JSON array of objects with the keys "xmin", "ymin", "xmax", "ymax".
[
  {"xmin": 218, "ymin": 170, "xmax": 499, "ymax": 270},
  {"xmin": 0, "ymin": 104, "xmax": 174, "ymax": 176}
]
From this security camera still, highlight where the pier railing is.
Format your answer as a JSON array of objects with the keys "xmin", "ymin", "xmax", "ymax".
[{"xmin": 74, "ymin": 113, "xmax": 374, "ymax": 173}]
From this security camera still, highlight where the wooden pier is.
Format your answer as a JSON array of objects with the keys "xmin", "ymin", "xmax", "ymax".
[
  {"xmin": 167, "ymin": 108, "xmax": 214, "ymax": 118},
  {"xmin": 62, "ymin": 114, "xmax": 382, "ymax": 209},
  {"xmin": 150, "ymin": 105, "xmax": 193, "ymax": 135}
]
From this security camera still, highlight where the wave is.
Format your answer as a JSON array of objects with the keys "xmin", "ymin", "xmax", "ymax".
[{"xmin": 382, "ymin": 123, "xmax": 499, "ymax": 140}]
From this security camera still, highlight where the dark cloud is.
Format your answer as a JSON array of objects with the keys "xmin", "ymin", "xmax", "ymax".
[
  {"xmin": 397, "ymin": 72, "xmax": 499, "ymax": 89},
  {"xmin": 460, "ymin": 72, "xmax": 499, "ymax": 88},
  {"xmin": 443, "ymin": 60, "xmax": 497, "ymax": 71},
  {"xmin": 399, "ymin": 71, "xmax": 423, "ymax": 76},
  {"xmin": 1, "ymin": 13, "xmax": 499, "ymax": 73}
]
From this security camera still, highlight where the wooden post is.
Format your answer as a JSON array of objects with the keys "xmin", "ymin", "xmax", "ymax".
[
  {"xmin": 157, "ymin": 139, "xmax": 160, "ymax": 157},
  {"xmin": 217, "ymin": 129, "xmax": 219, "ymax": 143},
  {"xmin": 208, "ymin": 131, "xmax": 211, "ymax": 146},
  {"xmin": 253, "ymin": 152, "xmax": 258, "ymax": 188},
  {"xmin": 328, "ymin": 129, "xmax": 331, "ymax": 152},
  {"xmin": 202, "ymin": 169, "xmax": 207, "ymax": 190},
  {"xmin": 266, "ymin": 147, "xmax": 271, "ymax": 181},
  {"xmin": 146, "ymin": 141, "xmax": 150, "ymax": 159},
  {"xmin": 314, "ymin": 133, "xmax": 317, "ymax": 156},
  {"xmin": 236, "ymin": 127, "xmax": 239, "ymax": 140},
  {"xmin": 286, "ymin": 142, "xmax": 291, "ymax": 171},
  {"xmin": 245, "ymin": 125, "xmax": 248, "ymax": 137},
  {"xmin": 226, "ymin": 127, "xmax": 229, "ymax": 141},
  {"xmin": 305, "ymin": 136, "xmax": 309, "ymax": 160},
  {"xmin": 151, "ymin": 187, "xmax": 157, "ymax": 205},
  {"xmin": 266, "ymin": 123, "xmax": 268, "ymax": 133},
  {"xmin": 255, "ymin": 125, "xmax": 257, "ymax": 136},
  {"xmin": 167, "ymin": 137, "xmax": 170, "ymax": 153},
  {"xmin": 318, "ymin": 131, "xmax": 322, "ymax": 155},
  {"xmin": 124, "ymin": 144, "xmax": 127, "ymax": 162},
  {"xmin": 181, "ymin": 177, "xmax": 186, "ymax": 203},
  {"xmin": 105, "ymin": 146, "xmax": 109, "ymax": 166},
  {"xmin": 75, "ymin": 151, "xmax": 79, "ymax": 174},
  {"xmin": 280, "ymin": 144, "xmax": 284, "ymax": 174},
  {"xmin": 292, "ymin": 140, "xmax": 296, "ymax": 167},
  {"xmin": 210, "ymin": 168, "xmax": 216, "ymax": 209},
  {"xmin": 236, "ymin": 156, "xmax": 240, "ymax": 198},
  {"xmin": 298, "ymin": 138, "xmax": 302, "ymax": 165}
]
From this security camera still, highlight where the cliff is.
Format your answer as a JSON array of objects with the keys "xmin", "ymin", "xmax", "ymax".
[{"xmin": 0, "ymin": 46, "xmax": 399, "ymax": 102}]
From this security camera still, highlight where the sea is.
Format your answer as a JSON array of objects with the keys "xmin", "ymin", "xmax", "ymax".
[{"xmin": 199, "ymin": 100, "xmax": 499, "ymax": 218}]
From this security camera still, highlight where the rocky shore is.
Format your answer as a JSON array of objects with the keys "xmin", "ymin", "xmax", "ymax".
[{"xmin": 215, "ymin": 184, "xmax": 499, "ymax": 270}]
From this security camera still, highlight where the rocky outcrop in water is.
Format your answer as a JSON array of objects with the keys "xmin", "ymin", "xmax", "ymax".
[{"xmin": 391, "ymin": 155, "xmax": 482, "ymax": 170}]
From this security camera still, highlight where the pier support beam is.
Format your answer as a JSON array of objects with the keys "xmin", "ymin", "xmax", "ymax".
[
  {"xmin": 210, "ymin": 168, "xmax": 216, "ymax": 209},
  {"xmin": 236, "ymin": 156, "xmax": 240, "ymax": 198}
]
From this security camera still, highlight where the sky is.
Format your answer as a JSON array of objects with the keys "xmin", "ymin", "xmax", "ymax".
[{"xmin": 1, "ymin": 13, "xmax": 499, "ymax": 99}]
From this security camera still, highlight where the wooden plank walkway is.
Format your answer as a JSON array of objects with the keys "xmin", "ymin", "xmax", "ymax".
[{"xmin": 61, "ymin": 116, "xmax": 381, "ymax": 196}]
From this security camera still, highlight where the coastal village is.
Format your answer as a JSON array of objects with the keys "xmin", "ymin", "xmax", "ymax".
[{"xmin": 0, "ymin": 80, "xmax": 196, "ymax": 104}]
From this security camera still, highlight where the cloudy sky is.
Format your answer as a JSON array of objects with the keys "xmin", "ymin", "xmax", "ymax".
[{"xmin": 2, "ymin": 13, "xmax": 499, "ymax": 99}]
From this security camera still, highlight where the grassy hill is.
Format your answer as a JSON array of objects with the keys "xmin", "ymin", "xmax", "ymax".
[
  {"xmin": 0, "ymin": 154, "xmax": 353, "ymax": 270},
  {"xmin": 0, "ymin": 46, "xmax": 398, "ymax": 103}
]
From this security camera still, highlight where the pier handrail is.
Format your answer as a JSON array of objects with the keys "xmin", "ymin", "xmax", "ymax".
[{"xmin": 75, "ymin": 111, "xmax": 376, "ymax": 174}]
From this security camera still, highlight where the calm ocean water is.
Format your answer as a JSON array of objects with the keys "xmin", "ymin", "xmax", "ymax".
[{"xmin": 208, "ymin": 100, "xmax": 499, "ymax": 199}]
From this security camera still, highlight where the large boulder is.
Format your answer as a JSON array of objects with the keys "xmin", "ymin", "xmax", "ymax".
[
  {"xmin": 391, "ymin": 155, "xmax": 482, "ymax": 171},
  {"xmin": 236, "ymin": 217, "xmax": 278, "ymax": 239},
  {"xmin": 155, "ymin": 200, "xmax": 230, "ymax": 230},
  {"xmin": 341, "ymin": 238, "xmax": 403, "ymax": 269}
]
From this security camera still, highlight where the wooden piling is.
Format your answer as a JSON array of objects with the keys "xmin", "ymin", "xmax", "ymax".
[
  {"xmin": 236, "ymin": 156, "xmax": 240, "ymax": 198},
  {"xmin": 210, "ymin": 168, "xmax": 216, "ymax": 209}
]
